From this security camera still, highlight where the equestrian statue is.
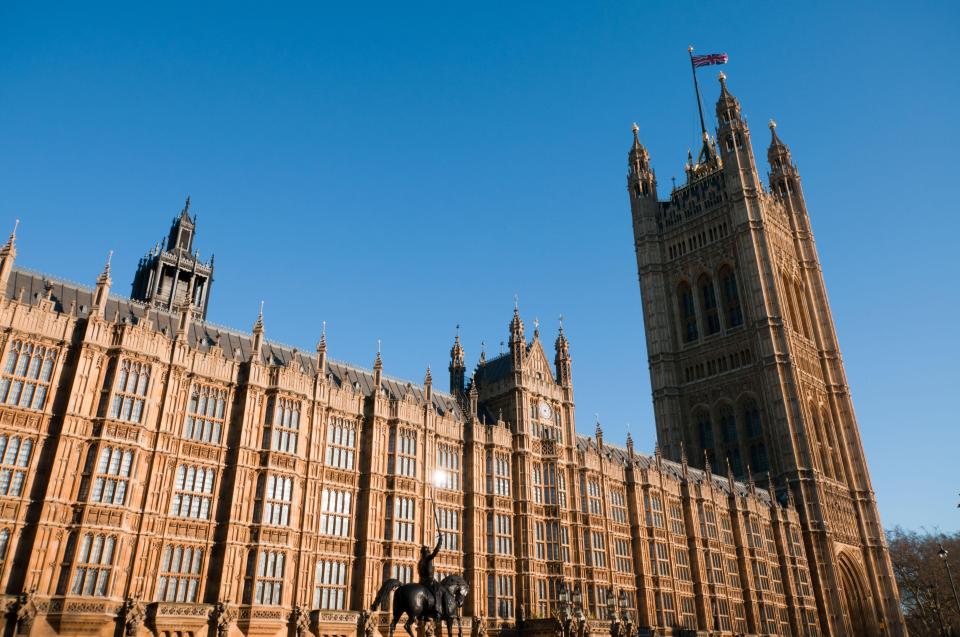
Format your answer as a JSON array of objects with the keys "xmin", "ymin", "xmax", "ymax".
[{"xmin": 371, "ymin": 530, "xmax": 470, "ymax": 637}]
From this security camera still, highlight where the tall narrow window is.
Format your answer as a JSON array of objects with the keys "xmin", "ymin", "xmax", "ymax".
[
  {"xmin": 91, "ymin": 446, "xmax": 134, "ymax": 505},
  {"xmin": 488, "ymin": 452, "xmax": 510, "ymax": 496},
  {"xmin": 794, "ymin": 281, "xmax": 812, "ymax": 338},
  {"xmin": 110, "ymin": 359, "xmax": 150, "ymax": 423},
  {"xmin": 0, "ymin": 340, "xmax": 58, "ymax": 411},
  {"xmin": 390, "ymin": 429, "xmax": 417, "ymax": 478},
  {"xmin": 678, "ymin": 282, "xmax": 698, "ymax": 342},
  {"xmin": 390, "ymin": 496, "xmax": 415, "ymax": 542},
  {"xmin": 435, "ymin": 444, "xmax": 460, "ymax": 490},
  {"xmin": 261, "ymin": 475, "xmax": 293, "ymax": 526},
  {"xmin": 437, "ymin": 507, "xmax": 461, "ymax": 551},
  {"xmin": 0, "ymin": 529, "xmax": 10, "ymax": 569},
  {"xmin": 184, "ymin": 384, "xmax": 227, "ymax": 444},
  {"xmin": 313, "ymin": 559, "xmax": 348, "ymax": 609},
  {"xmin": 615, "ymin": 538, "xmax": 632, "ymax": 573},
  {"xmin": 325, "ymin": 416, "xmax": 356, "ymax": 470},
  {"xmin": 610, "ymin": 489, "xmax": 627, "ymax": 524},
  {"xmin": 0, "ymin": 435, "xmax": 32, "ymax": 497},
  {"xmin": 266, "ymin": 397, "xmax": 300, "ymax": 454},
  {"xmin": 320, "ymin": 488, "xmax": 352, "ymax": 537},
  {"xmin": 695, "ymin": 410, "xmax": 714, "ymax": 465},
  {"xmin": 699, "ymin": 274, "xmax": 720, "ymax": 335},
  {"xmin": 71, "ymin": 533, "xmax": 116, "ymax": 597},
  {"xmin": 719, "ymin": 266, "xmax": 743, "ymax": 328},
  {"xmin": 170, "ymin": 464, "xmax": 215, "ymax": 519},
  {"xmin": 254, "ymin": 550, "xmax": 285, "ymax": 605},
  {"xmin": 156, "ymin": 545, "xmax": 203, "ymax": 602}
]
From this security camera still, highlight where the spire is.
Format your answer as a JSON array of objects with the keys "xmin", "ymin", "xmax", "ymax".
[
  {"xmin": 251, "ymin": 301, "xmax": 265, "ymax": 361},
  {"xmin": 715, "ymin": 71, "xmax": 740, "ymax": 120},
  {"xmin": 509, "ymin": 302, "xmax": 525, "ymax": 369},
  {"xmin": 0, "ymin": 219, "xmax": 19, "ymax": 295},
  {"xmin": 594, "ymin": 415, "xmax": 603, "ymax": 448},
  {"xmin": 627, "ymin": 124, "xmax": 656, "ymax": 199},
  {"xmin": 680, "ymin": 441, "xmax": 689, "ymax": 480},
  {"xmin": 554, "ymin": 314, "xmax": 572, "ymax": 387},
  {"xmin": 703, "ymin": 448, "xmax": 712, "ymax": 477},
  {"xmin": 767, "ymin": 119, "xmax": 801, "ymax": 197},
  {"xmin": 373, "ymin": 340, "xmax": 383, "ymax": 387},
  {"xmin": 626, "ymin": 431, "xmax": 635, "ymax": 458},
  {"xmin": 92, "ymin": 251, "xmax": 113, "ymax": 317},
  {"xmin": 449, "ymin": 326, "xmax": 465, "ymax": 394},
  {"xmin": 316, "ymin": 320, "xmax": 328, "ymax": 378},
  {"xmin": 654, "ymin": 441, "xmax": 662, "ymax": 467},
  {"xmin": 726, "ymin": 457, "xmax": 737, "ymax": 494},
  {"xmin": 181, "ymin": 195, "xmax": 192, "ymax": 220},
  {"xmin": 424, "ymin": 365, "xmax": 433, "ymax": 402}
]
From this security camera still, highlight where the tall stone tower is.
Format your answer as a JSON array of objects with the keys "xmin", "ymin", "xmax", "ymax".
[
  {"xmin": 627, "ymin": 73, "xmax": 905, "ymax": 637},
  {"xmin": 130, "ymin": 196, "xmax": 214, "ymax": 318}
]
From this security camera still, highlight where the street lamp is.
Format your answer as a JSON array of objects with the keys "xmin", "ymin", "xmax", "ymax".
[
  {"xmin": 606, "ymin": 588, "xmax": 621, "ymax": 637},
  {"xmin": 558, "ymin": 581, "xmax": 573, "ymax": 637},
  {"xmin": 618, "ymin": 590, "xmax": 633, "ymax": 637},
  {"xmin": 939, "ymin": 544, "xmax": 960, "ymax": 617}
]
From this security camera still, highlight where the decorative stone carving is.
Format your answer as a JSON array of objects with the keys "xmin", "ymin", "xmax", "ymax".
[
  {"xmin": 471, "ymin": 617, "xmax": 486, "ymax": 637},
  {"xmin": 360, "ymin": 609, "xmax": 381, "ymax": 637},
  {"xmin": 15, "ymin": 593, "xmax": 38, "ymax": 635},
  {"xmin": 292, "ymin": 605, "xmax": 312, "ymax": 637},
  {"xmin": 120, "ymin": 597, "xmax": 146, "ymax": 636},
  {"xmin": 212, "ymin": 602, "xmax": 236, "ymax": 637}
]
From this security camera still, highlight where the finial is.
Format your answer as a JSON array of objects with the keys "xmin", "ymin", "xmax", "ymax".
[
  {"xmin": 105, "ymin": 250, "xmax": 113, "ymax": 272},
  {"xmin": 718, "ymin": 71, "xmax": 726, "ymax": 82},
  {"xmin": 183, "ymin": 195, "xmax": 191, "ymax": 213},
  {"xmin": 514, "ymin": 293, "xmax": 519, "ymax": 311},
  {"xmin": 425, "ymin": 365, "xmax": 432, "ymax": 385},
  {"xmin": 322, "ymin": 320, "xmax": 327, "ymax": 336},
  {"xmin": 632, "ymin": 122, "xmax": 639, "ymax": 134},
  {"xmin": 680, "ymin": 440, "xmax": 687, "ymax": 465},
  {"xmin": 7, "ymin": 218, "xmax": 19, "ymax": 246},
  {"xmin": 558, "ymin": 313, "xmax": 564, "ymax": 331},
  {"xmin": 533, "ymin": 317, "xmax": 539, "ymax": 336},
  {"xmin": 768, "ymin": 119, "xmax": 777, "ymax": 131},
  {"xmin": 377, "ymin": 338, "xmax": 381, "ymax": 354},
  {"xmin": 253, "ymin": 300, "xmax": 264, "ymax": 331},
  {"xmin": 455, "ymin": 323, "xmax": 460, "ymax": 339},
  {"xmin": 687, "ymin": 45, "xmax": 693, "ymax": 53}
]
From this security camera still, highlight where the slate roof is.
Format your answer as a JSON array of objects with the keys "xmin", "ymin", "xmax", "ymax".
[
  {"xmin": 6, "ymin": 267, "xmax": 461, "ymax": 418},
  {"xmin": 575, "ymin": 434, "xmax": 772, "ymax": 503}
]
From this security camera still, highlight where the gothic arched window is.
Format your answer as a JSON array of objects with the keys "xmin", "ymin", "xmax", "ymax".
[
  {"xmin": 698, "ymin": 275, "xmax": 720, "ymax": 335},
  {"xmin": 719, "ymin": 266, "xmax": 743, "ymax": 328},
  {"xmin": 677, "ymin": 282, "xmax": 698, "ymax": 343},
  {"xmin": 694, "ymin": 409, "xmax": 714, "ymax": 465},
  {"xmin": 741, "ymin": 398, "xmax": 768, "ymax": 474}
]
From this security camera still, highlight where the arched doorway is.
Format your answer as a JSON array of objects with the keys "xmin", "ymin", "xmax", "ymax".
[{"xmin": 836, "ymin": 551, "xmax": 874, "ymax": 637}]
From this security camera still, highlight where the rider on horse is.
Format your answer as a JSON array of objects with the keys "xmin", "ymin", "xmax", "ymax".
[{"xmin": 419, "ymin": 530, "xmax": 444, "ymax": 614}]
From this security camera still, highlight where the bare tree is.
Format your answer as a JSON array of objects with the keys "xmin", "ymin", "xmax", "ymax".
[{"xmin": 888, "ymin": 527, "xmax": 960, "ymax": 636}]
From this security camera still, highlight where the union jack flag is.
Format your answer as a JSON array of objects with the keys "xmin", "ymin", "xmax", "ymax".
[{"xmin": 691, "ymin": 53, "xmax": 729, "ymax": 67}]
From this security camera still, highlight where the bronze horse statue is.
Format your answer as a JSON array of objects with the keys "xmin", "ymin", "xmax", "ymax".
[{"xmin": 371, "ymin": 574, "xmax": 470, "ymax": 637}]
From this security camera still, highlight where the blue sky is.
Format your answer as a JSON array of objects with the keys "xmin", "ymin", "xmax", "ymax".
[{"xmin": 1, "ymin": 1, "xmax": 957, "ymax": 532}]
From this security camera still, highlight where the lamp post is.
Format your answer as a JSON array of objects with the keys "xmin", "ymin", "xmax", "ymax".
[
  {"xmin": 618, "ymin": 590, "xmax": 633, "ymax": 637},
  {"xmin": 572, "ymin": 585, "xmax": 586, "ymax": 637},
  {"xmin": 606, "ymin": 588, "xmax": 620, "ymax": 637},
  {"xmin": 939, "ymin": 544, "xmax": 960, "ymax": 618},
  {"xmin": 558, "ymin": 581, "xmax": 573, "ymax": 637}
]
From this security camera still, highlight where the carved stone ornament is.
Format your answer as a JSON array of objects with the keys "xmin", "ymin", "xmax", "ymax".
[
  {"xmin": 360, "ymin": 608, "xmax": 381, "ymax": 637},
  {"xmin": 120, "ymin": 597, "xmax": 146, "ymax": 636},
  {"xmin": 15, "ymin": 593, "xmax": 38, "ymax": 635},
  {"xmin": 292, "ymin": 605, "xmax": 312, "ymax": 637},
  {"xmin": 471, "ymin": 616, "xmax": 486, "ymax": 637},
  {"xmin": 212, "ymin": 602, "xmax": 237, "ymax": 637}
]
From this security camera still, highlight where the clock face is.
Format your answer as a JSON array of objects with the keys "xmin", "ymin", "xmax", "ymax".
[{"xmin": 539, "ymin": 402, "xmax": 553, "ymax": 420}]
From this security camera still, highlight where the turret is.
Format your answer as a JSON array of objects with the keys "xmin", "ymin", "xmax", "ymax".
[
  {"xmin": 554, "ymin": 317, "xmax": 572, "ymax": 387},
  {"xmin": 767, "ymin": 120, "xmax": 805, "ymax": 207},
  {"xmin": 373, "ymin": 345, "xmax": 383, "ymax": 387},
  {"xmin": 316, "ymin": 322, "xmax": 328, "ymax": 379},
  {"xmin": 424, "ymin": 366, "xmax": 433, "ymax": 404},
  {"xmin": 0, "ymin": 220, "xmax": 18, "ymax": 295},
  {"xmin": 627, "ymin": 124, "xmax": 660, "ymax": 238},
  {"xmin": 449, "ymin": 329, "xmax": 465, "ymax": 394},
  {"xmin": 715, "ymin": 73, "xmax": 761, "ymax": 192},
  {"xmin": 91, "ymin": 251, "xmax": 113, "ymax": 318},
  {"xmin": 509, "ymin": 306, "xmax": 525, "ymax": 370},
  {"xmin": 251, "ymin": 302, "xmax": 265, "ymax": 362}
]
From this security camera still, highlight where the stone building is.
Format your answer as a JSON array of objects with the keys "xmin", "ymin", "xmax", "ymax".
[
  {"xmin": 0, "ymin": 204, "xmax": 817, "ymax": 637},
  {"xmin": 627, "ymin": 72, "xmax": 905, "ymax": 637}
]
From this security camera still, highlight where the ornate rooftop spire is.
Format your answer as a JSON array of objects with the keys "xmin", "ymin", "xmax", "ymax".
[{"xmin": 449, "ymin": 326, "xmax": 465, "ymax": 394}]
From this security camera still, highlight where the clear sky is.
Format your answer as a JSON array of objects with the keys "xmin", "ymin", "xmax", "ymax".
[{"xmin": 1, "ymin": 1, "xmax": 957, "ymax": 532}]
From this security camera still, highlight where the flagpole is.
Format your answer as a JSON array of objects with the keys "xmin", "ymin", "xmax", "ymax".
[{"xmin": 688, "ymin": 45, "xmax": 708, "ymax": 139}]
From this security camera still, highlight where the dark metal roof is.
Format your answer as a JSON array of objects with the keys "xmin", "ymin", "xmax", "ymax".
[
  {"xmin": 575, "ymin": 434, "xmax": 772, "ymax": 503},
  {"xmin": 6, "ymin": 267, "xmax": 461, "ymax": 417}
]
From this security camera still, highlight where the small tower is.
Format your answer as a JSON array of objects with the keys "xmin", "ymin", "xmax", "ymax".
[
  {"xmin": 251, "ymin": 303, "xmax": 264, "ymax": 362},
  {"xmin": 508, "ymin": 306, "xmax": 525, "ymax": 370},
  {"xmin": 767, "ymin": 120, "xmax": 805, "ymax": 207},
  {"xmin": 554, "ymin": 318, "xmax": 572, "ymax": 387},
  {"xmin": 449, "ymin": 329, "xmax": 465, "ymax": 394},
  {"xmin": 423, "ymin": 366, "xmax": 433, "ymax": 404},
  {"xmin": 0, "ymin": 220, "xmax": 18, "ymax": 295},
  {"xmin": 316, "ymin": 322, "xmax": 328, "ymax": 379},
  {"xmin": 715, "ymin": 73, "xmax": 761, "ymax": 193},
  {"xmin": 91, "ymin": 251, "xmax": 113, "ymax": 318},
  {"xmin": 131, "ymin": 197, "xmax": 215, "ymax": 319}
]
